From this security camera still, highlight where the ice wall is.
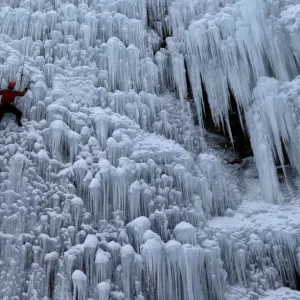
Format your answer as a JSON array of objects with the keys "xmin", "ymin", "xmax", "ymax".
[
  {"xmin": 0, "ymin": 0, "xmax": 300, "ymax": 299},
  {"xmin": 163, "ymin": 0, "xmax": 300, "ymax": 201}
]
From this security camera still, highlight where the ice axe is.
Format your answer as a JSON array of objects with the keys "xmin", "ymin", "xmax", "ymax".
[
  {"xmin": 20, "ymin": 71, "xmax": 24, "ymax": 87},
  {"xmin": 26, "ymin": 80, "xmax": 34, "ymax": 89}
]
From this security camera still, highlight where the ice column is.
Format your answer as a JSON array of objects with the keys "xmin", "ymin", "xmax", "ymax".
[{"xmin": 72, "ymin": 270, "xmax": 87, "ymax": 300}]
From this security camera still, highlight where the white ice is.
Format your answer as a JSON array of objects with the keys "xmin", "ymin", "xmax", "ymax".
[{"xmin": 0, "ymin": 0, "xmax": 300, "ymax": 299}]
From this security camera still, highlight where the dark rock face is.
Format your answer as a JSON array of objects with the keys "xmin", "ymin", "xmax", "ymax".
[
  {"xmin": 188, "ymin": 76, "xmax": 253, "ymax": 162},
  {"xmin": 227, "ymin": 89, "xmax": 253, "ymax": 160}
]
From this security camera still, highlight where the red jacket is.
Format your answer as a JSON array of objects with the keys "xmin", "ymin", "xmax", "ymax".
[{"xmin": 0, "ymin": 88, "xmax": 28, "ymax": 104}]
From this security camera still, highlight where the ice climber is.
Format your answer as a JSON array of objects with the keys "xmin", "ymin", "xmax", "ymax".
[{"xmin": 0, "ymin": 81, "xmax": 30, "ymax": 127}]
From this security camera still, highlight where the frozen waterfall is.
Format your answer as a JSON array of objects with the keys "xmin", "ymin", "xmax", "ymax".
[{"xmin": 1, "ymin": 0, "xmax": 300, "ymax": 299}]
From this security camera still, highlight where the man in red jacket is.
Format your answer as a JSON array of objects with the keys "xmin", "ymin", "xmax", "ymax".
[{"xmin": 0, "ymin": 81, "xmax": 29, "ymax": 127}]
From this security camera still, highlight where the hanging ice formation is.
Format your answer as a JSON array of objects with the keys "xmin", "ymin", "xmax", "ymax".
[{"xmin": 1, "ymin": 0, "xmax": 300, "ymax": 299}]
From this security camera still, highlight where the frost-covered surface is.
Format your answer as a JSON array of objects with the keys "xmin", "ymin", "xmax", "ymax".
[{"xmin": 0, "ymin": 0, "xmax": 300, "ymax": 299}]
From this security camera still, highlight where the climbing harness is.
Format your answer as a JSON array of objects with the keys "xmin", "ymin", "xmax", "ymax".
[{"xmin": 20, "ymin": 1, "xmax": 32, "ymax": 87}]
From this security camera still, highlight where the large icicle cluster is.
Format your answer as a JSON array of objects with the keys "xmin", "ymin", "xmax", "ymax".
[
  {"xmin": 158, "ymin": 0, "xmax": 300, "ymax": 199},
  {"xmin": 164, "ymin": 0, "xmax": 299, "ymax": 120},
  {"xmin": 247, "ymin": 76, "xmax": 300, "ymax": 203},
  {"xmin": 0, "ymin": 0, "xmax": 300, "ymax": 299}
]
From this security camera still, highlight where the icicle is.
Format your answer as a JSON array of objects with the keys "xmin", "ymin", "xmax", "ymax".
[
  {"xmin": 83, "ymin": 234, "xmax": 98, "ymax": 286},
  {"xmin": 97, "ymin": 281, "xmax": 110, "ymax": 300},
  {"xmin": 44, "ymin": 251, "xmax": 59, "ymax": 298},
  {"xmin": 72, "ymin": 158, "xmax": 88, "ymax": 196},
  {"xmin": 174, "ymin": 222, "xmax": 197, "ymax": 245},
  {"xmin": 179, "ymin": 244, "xmax": 205, "ymax": 300},
  {"xmin": 142, "ymin": 230, "xmax": 161, "ymax": 243},
  {"xmin": 96, "ymin": 158, "xmax": 112, "ymax": 220},
  {"xmin": 120, "ymin": 244, "xmax": 135, "ymax": 299},
  {"xmin": 83, "ymin": 170, "xmax": 93, "ymax": 200},
  {"xmin": 70, "ymin": 197, "xmax": 83, "ymax": 229},
  {"xmin": 9, "ymin": 153, "xmax": 28, "ymax": 192},
  {"xmin": 128, "ymin": 181, "xmax": 141, "ymax": 221},
  {"xmin": 126, "ymin": 216, "xmax": 150, "ymax": 253},
  {"xmin": 234, "ymin": 249, "xmax": 247, "ymax": 286},
  {"xmin": 165, "ymin": 240, "xmax": 182, "ymax": 300},
  {"xmin": 111, "ymin": 167, "xmax": 128, "ymax": 216},
  {"xmin": 106, "ymin": 241, "xmax": 121, "ymax": 271},
  {"xmin": 171, "ymin": 54, "xmax": 187, "ymax": 109},
  {"xmin": 68, "ymin": 130, "xmax": 81, "ymax": 163},
  {"xmin": 80, "ymin": 24, "xmax": 92, "ymax": 48},
  {"xmin": 139, "ymin": 185, "xmax": 153, "ymax": 216},
  {"xmin": 72, "ymin": 270, "xmax": 87, "ymax": 300},
  {"xmin": 95, "ymin": 248, "xmax": 112, "ymax": 283},
  {"xmin": 203, "ymin": 246, "xmax": 227, "ymax": 300},
  {"xmin": 48, "ymin": 120, "xmax": 69, "ymax": 162},
  {"xmin": 93, "ymin": 110, "xmax": 110, "ymax": 149},
  {"xmin": 246, "ymin": 109, "xmax": 283, "ymax": 204},
  {"xmin": 141, "ymin": 238, "xmax": 165, "ymax": 299},
  {"xmin": 198, "ymin": 153, "xmax": 234, "ymax": 215},
  {"xmin": 149, "ymin": 210, "xmax": 168, "ymax": 241},
  {"xmin": 88, "ymin": 178, "xmax": 101, "ymax": 222},
  {"xmin": 80, "ymin": 126, "xmax": 90, "ymax": 145}
]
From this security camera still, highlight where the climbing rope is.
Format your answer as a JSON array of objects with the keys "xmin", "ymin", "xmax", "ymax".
[
  {"xmin": 0, "ymin": 7, "xmax": 11, "ymax": 27},
  {"xmin": 20, "ymin": 1, "xmax": 32, "ymax": 87},
  {"xmin": 0, "ymin": 3, "xmax": 13, "ymax": 87}
]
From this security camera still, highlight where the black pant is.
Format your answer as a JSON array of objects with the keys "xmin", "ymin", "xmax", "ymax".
[{"xmin": 0, "ymin": 103, "xmax": 22, "ymax": 122}]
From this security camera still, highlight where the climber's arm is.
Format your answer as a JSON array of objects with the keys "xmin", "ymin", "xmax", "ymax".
[{"xmin": 14, "ymin": 88, "xmax": 28, "ymax": 96}]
